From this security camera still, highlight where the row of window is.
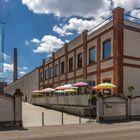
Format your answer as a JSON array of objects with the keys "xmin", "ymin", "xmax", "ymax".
[{"xmin": 40, "ymin": 40, "xmax": 111, "ymax": 81}]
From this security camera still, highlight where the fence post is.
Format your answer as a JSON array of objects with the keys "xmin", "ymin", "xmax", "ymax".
[
  {"xmin": 127, "ymin": 97, "xmax": 131, "ymax": 120},
  {"xmin": 42, "ymin": 112, "xmax": 44, "ymax": 126},
  {"xmin": 96, "ymin": 96, "xmax": 103, "ymax": 122},
  {"xmin": 79, "ymin": 111, "xmax": 81, "ymax": 124},
  {"xmin": 13, "ymin": 89, "xmax": 23, "ymax": 127},
  {"xmin": 88, "ymin": 107, "xmax": 91, "ymax": 122},
  {"xmin": 61, "ymin": 108, "xmax": 64, "ymax": 124}
]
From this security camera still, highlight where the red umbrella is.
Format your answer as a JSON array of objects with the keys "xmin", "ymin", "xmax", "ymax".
[{"xmin": 55, "ymin": 86, "xmax": 65, "ymax": 90}]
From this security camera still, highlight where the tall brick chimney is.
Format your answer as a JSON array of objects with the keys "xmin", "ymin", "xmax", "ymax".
[{"xmin": 13, "ymin": 48, "xmax": 18, "ymax": 82}]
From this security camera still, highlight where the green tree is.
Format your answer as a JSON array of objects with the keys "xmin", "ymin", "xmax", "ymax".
[{"xmin": 128, "ymin": 86, "xmax": 134, "ymax": 97}]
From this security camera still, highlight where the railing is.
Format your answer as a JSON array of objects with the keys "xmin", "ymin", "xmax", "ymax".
[{"xmin": 124, "ymin": 14, "xmax": 140, "ymax": 24}]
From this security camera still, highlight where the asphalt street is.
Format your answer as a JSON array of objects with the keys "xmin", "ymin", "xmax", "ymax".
[{"xmin": 1, "ymin": 121, "xmax": 140, "ymax": 140}]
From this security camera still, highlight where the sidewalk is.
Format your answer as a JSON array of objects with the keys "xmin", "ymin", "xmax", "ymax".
[{"xmin": 1, "ymin": 121, "xmax": 140, "ymax": 140}]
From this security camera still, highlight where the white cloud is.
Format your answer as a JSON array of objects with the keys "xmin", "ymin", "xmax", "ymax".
[
  {"xmin": 3, "ymin": 53, "xmax": 10, "ymax": 61},
  {"xmin": 22, "ymin": 0, "xmax": 111, "ymax": 18},
  {"xmin": 4, "ymin": 63, "xmax": 13, "ymax": 72},
  {"xmin": 19, "ymin": 71, "xmax": 27, "ymax": 76},
  {"xmin": 18, "ymin": 66, "xmax": 28, "ymax": 71},
  {"xmin": 112, "ymin": 0, "xmax": 140, "ymax": 11},
  {"xmin": 31, "ymin": 38, "xmax": 40, "ymax": 44},
  {"xmin": 3, "ymin": 0, "xmax": 8, "ymax": 3},
  {"xmin": 130, "ymin": 9, "xmax": 140, "ymax": 19},
  {"xmin": 53, "ymin": 18, "xmax": 102, "ymax": 36},
  {"xmin": 25, "ymin": 40, "xmax": 29, "ymax": 45},
  {"xmin": 53, "ymin": 25, "xmax": 73, "ymax": 36},
  {"xmin": 33, "ymin": 35, "xmax": 64, "ymax": 53}
]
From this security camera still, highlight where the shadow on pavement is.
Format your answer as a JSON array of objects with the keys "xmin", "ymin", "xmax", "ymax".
[{"xmin": 0, "ymin": 127, "xmax": 28, "ymax": 131}]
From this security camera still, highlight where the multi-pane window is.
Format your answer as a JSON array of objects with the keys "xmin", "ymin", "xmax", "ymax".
[
  {"xmin": 69, "ymin": 57, "xmax": 73, "ymax": 72},
  {"xmin": 49, "ymin": 67, "xmax": 53, "ymax": 78},
  {"xmin": 77, "ymin": 53, "xmax": 82, "ymax": 68},
  {"xmin": 89, "ymin": 47, "xmax": 96, "ymax": 64},
  {"xmin": 44, "ymin": 69, "xmax": 48, "ymax": 80},
  {"xmin": 103, "ymin": 39, "xmax": 111, "ymax": 59},
  {"xmin": 40, "ymin": 72, "xmax": 43, "ymax": 82},
  {"xmin": 103, "ymin": 79, "xmax": 111, "ymax": 83},
  {"xmin": 61, "ymin": 61, "xmax": 65, "ymax": 74},
  {"xmin": 55, "ymin": 64, "xmax": 59, "ymax": 76}
]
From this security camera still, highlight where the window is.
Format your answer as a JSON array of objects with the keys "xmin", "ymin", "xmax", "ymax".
[
  {"xmin": 49, "ymin": 67, "xmax": 53, "ymax": 78},
  {"xmin": 89, "ymin": 47, "xmax": 96, "ymax": 64},
  {"xmin": 103, "ymin": 79, "xmax": 111, "ymax": 83},
  {"xmin": 55, "ymin": 64, "xmax": 59, "ymax": 76},
  {"xmin": 40, "ymin": 72, "xmax": 43, "ymax": 82},
  {"xmin": 61, "ymin": 61, "xmax": 65, "ymax": 74},
  {"xmin": 69, "ymin": 57, "xmax": 73, "ymax": 72},
  {"xmin": 103, "ymin": 39, "xmax": 111, "ymax": 59},
  {"xmin": 44, "ymin": 69, "xmax": 48, "ymax": 80},
  {"xmin": 77, "ymin": 53, "xmax": 82, "ymax": 68}
]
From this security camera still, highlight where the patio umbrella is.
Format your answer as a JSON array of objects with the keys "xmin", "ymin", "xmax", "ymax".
[
  {"xmin": 93, "ymin": 83, "xmax": 116, "ymax": 90},
  {"xmin": 64, "ymin": 89, "xmax": 77, "ymax": 93},
  {"xmin": 55, "ymin": 86, "xmax": 66, "ymax": 90},
  {"xmin": 32, "ymin": 90, "xmax": 41, "ymax": 93},
  {"xmin": 73, "ymin": 82, "xmax": 88, "ymax": 87},
  {"xmin": 55, "ymin": 90, "xmax": 65, "ymax": 94},
  {"xmin": 55, "ymin": 84, "xmax": 78, "ymax": 90},
  {"xmin": 62, "ymin": 84, "xmax": 75, "ymax": 88},
  {"xmin": 41, "ymin": 88, "xmax": 55, "ymax": 93}
]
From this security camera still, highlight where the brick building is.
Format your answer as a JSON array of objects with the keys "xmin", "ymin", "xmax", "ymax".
[{"xmin": 39, "ymin": 7, "xmax": 140, "ymax": 96}]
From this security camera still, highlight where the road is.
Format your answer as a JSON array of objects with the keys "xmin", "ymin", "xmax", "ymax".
[
  {"xmin": 22, "ymin": 102, "xmax": 89, "ymax": 127},
  {"xmin": 1, "ymin": 121, "xmax": 140, "ymax": 140},
  {"xmin": 0, "ymin": 103, "xmax": 140, "ymax": 140}
]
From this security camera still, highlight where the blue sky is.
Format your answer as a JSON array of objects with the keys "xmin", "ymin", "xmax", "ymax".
[{"xmin": 0, "ymin": 0, "xmax": 140, "ymax": 83}]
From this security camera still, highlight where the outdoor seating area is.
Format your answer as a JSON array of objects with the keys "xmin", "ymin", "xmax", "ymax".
[{"xmin": 32, "ymin": 82, "xmax": 117, "ymax": 98}]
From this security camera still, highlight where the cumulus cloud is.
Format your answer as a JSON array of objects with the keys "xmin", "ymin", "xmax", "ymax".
[
  {"xmin": 3, "ymin": 53, "xmax": 10, "ymax": 61},
  {"xmin": 4, "ymin": 63, "xmax": 28, "ymax": 78},
  {"xmin": 130, "ymin": 9, "xmax": 140, "ymax": 19},
  {"xmin": 4, "ymin": 63, "xmax": 13, "ymax": 72},
  {"xmin": 33, "ymin": 35, "xmax": 64, "ymax": 53},
  {"xmin": 53, "ymin": 18, "xmax": 102, "ymax": 36},
  {"xmin": 31, "ymin": 38, "xmax": 40, "ymax": 44},
  {"xmin": 19, "ymin": 71, "xmax": 27, "ymax": 76},
  {"xmin": 112, "ymin": 0, "xmax": 140, "ymax": 11},
  {"xmin": 22, "ymin": 0, "xmax": 111, "ymax": 18},
  {"xmin": 18, "ymin": 66, "xmax": 28, "ymax": 71}
]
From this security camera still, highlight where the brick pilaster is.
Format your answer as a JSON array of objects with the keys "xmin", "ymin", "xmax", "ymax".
[
  {"xmin": 97, "ymin": 36, "xmax": 101, "ymax": 84},
  {"xmin": 64, "ymin": 43, "xmax": 68, "ymax": 84},
  {"xmin": 74, "ymin": 50, "xmax": 76, "ymax": 83},
  {"xmin": 52, "ymin": 52, "xmax": 55, "ymax": 88},
  {"xmin": 82, "ymin": 30, "xmax": 88, "ymax": 81},
  {"xmin": 42, "ymin": 59, "xmax": 45, "ymax": 89},
  {"xmin": 113, "ymin": 7, "xmax": 125, "ymax": 94}
]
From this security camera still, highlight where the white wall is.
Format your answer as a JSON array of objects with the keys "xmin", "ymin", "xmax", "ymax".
[
  {"xmin": 4, "ymin": 69, "xmax": 39, "ymax": 102},
  {"xmin": 123, "ymin": 67, "xmax": 140, "ymax": 96}
]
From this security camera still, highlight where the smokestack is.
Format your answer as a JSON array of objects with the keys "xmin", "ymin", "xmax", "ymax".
[{"xmin": 13, "ymin": 48, "xmax": 18, "ymax": 82}]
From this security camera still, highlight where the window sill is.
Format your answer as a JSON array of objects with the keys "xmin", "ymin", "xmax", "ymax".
[
  {"xmin": 101, "ymin": 57, "xmax": 113, "ymax": 62},
  {"xmin": 87, "ymin": 62, "xmax": 97, "ymax": 67},
  {"xmin": 68, "ymin": 71, "xmax": 74, "ymax": 73},
  {"xmin": 76, "ymin": 67, "xmax": 83, "ymax": 70}
]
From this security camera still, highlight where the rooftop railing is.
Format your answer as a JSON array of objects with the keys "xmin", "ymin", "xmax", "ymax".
[
  {"xmin": 88, "ymin": 16, "xmax": 113, "ymax": 35},
  {"xmin": 124, "ymin": 14, "xmax": 140, "ymax": 25}
]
